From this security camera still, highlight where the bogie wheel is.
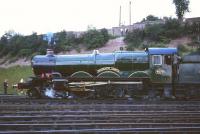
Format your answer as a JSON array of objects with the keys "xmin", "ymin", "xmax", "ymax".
[{"xmin": 27, "ymin": 88, "xmax": 41, "ymax": 98}]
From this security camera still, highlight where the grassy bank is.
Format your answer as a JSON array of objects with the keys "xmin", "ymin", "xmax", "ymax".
[{"xmin": 0, "ymin": 66, "xmax": 33, "ymax": 94}]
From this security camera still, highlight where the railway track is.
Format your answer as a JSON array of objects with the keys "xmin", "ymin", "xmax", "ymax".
[{"xmin": 0, "ymin": 95, "xmax": 200, "ymax": 133}]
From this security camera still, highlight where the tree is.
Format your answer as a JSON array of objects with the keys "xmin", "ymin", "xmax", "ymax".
[
  {"xmin": 146, "ymin": 15, "xmax": 159, "ymax": 21},
  {"xmin": 173, "ymin": 0, "xmax": 190, "ymax": 21},
  {"xmin": 141, "ymin": 15, "xmax": 159, "ymax": 22}
]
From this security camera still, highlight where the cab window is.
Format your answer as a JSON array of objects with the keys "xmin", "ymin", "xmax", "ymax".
[
  {"xmin": 164, "ymin": 55, "xmax": 172, "ymax": 65},
  {"xmin": 152, "ymin": 55, "xmax": 162, "ymax": 65}
]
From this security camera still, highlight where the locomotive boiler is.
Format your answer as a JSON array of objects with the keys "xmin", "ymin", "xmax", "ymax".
[{"xmin": 15, "ymin": 48, "xmax": 200, "ymax": 99}]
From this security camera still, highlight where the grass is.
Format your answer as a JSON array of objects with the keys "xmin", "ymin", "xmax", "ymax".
[{"xmin": 0, "ymin": 66, "xmax": 33, "ymax": 94}]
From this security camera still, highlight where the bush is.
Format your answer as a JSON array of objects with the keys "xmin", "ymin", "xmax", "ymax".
[
  {"xmin": 144, "ymin": 18, "xmax": 184, "ymax": 42},
  {"xmin": 177, "ymin": 44, "xmax": 198, "ymax": 56},
  {"xmin": 145, "ymin": 24, "xmax": 165, "ymax": 41},
  {"xmin": 100, "ymin": 28, "xmax": 109, "ymax": 43},
  {"xmin": 126, "ymin": 40, "xmax": 142, "ymax": 50},
  {"xmin": 178, "ymin": 44, "xmax": 190, "ymax": 51},
  {"xmin": 64, "ymin": 45, "xmax": 73, "ymax": 51},
  {"xmin": 147, "ymin": 42, "xmax": 166, "ymax": 48},
  {"xmin": 31, "ymin": 52, "xmax": 41, "ymax": 58},
  {"xmin": 124, "ymin": 18, "xmax": 189, "ymax": 49},
  {"xmin": 83, "ymin": 29, "xmax": 109, "ymax": 50},
  {"xmin": 0, "ymin": 28, "xmax": 112, "ymax": 59},
  {"xmin": 124, "ymin": 29, "xmax": 144, "ymax": 50},
  {"xmin": 18, "ymin": 49, "xmax": 32, "ymax": 57},
  {"xmin": 54, "ymin": 31, "xmax": 78, "ymax": 53}
]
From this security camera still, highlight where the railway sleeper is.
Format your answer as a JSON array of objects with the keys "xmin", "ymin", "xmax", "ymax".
[
  {"xmin": 0, "ymin": 123, "xmax": 200, "ymax": 131},
  {"xmin": 1, "ymin": 128, "xmax": 200, "ymax": 134}
]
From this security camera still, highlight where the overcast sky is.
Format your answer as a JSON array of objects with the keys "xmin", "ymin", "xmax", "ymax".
[{"xmin": 0, "ymin": 0, "xmax": 199, "ymax": 36}]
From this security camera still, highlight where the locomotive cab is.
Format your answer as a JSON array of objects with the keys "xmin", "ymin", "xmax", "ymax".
[
  {"xmin": 147, "ymin": 48, "xmax": 178, "ymax": 84},
  {"xmin": 147, "ymin": 48, "xmax": 178, "ymax": 97}
]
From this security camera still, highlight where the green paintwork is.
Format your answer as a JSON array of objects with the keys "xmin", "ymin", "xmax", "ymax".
[
  {"xmin": 149, "ymin": 66, "xmax": 171, "ymax": 83},
  {"xmin": 128, "ymin": 71, "xmax": 149, "ymax": 78},
  {"xmin": 97, "ymin": 71, "xmax": 120, "ymax": 78},
  {"xmin": 71, "ymin": 71, "xmax": 93, "ymax": 78}
]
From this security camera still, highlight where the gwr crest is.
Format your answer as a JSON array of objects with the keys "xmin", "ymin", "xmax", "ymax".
[{"xmin": 97, "ymin": 67, "xmax": 120, "ymax": 74}]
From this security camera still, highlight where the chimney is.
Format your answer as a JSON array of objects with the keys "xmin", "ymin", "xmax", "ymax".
[
  {"xmin": 46, "ymin": 49, "xmax": 54, "ymax": 56},
  {"xmin": 119, "ymin": 6, "xmax": 122, "ymax": 26},
  {"xmin": 129, "ymin": 1, "xmax": 132, "ymax": 25}
]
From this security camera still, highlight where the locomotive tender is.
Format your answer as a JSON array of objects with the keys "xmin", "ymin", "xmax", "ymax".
[{"xmin": 15, "ymin": 48, "xmax": 200, "ymax": 99}]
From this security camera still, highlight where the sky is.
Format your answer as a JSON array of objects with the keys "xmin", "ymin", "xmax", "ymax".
[{"xmin": 0, "ymin": 0, "xmax": 199, "ymax": 36}]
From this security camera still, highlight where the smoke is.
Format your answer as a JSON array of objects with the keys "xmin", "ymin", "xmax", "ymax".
[{"xmin": 45, "ymin": 87, "xmax": 55, "ymax": 98}]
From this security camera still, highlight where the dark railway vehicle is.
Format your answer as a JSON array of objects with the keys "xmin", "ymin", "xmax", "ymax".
[{"xmin": 14, "ymin": 48, "xmax": 200, "ymax": 99}]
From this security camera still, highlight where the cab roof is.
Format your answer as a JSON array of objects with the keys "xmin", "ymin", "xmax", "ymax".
[{"xmin": 147, "ymin": 48, "xmax": 177, "ymax": 55}]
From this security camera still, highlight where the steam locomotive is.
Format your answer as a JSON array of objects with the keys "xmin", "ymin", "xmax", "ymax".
[{"xmin": 15, "ymin": 48, "xmax": 200, "ymax": 99}]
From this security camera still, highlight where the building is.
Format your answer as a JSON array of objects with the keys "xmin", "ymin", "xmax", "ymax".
[
  {"xmin": 108, "ymin": 20, "xmax": 165, "ymax": 37},
  {"xmin": 185, "ymin": 17, "xmax": 200, "ymax": 25}
]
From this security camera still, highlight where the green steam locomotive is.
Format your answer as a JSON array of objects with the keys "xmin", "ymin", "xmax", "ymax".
[{"xmin": 15, "ymin": 48, "xmax": 200, "ymax": 99}]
